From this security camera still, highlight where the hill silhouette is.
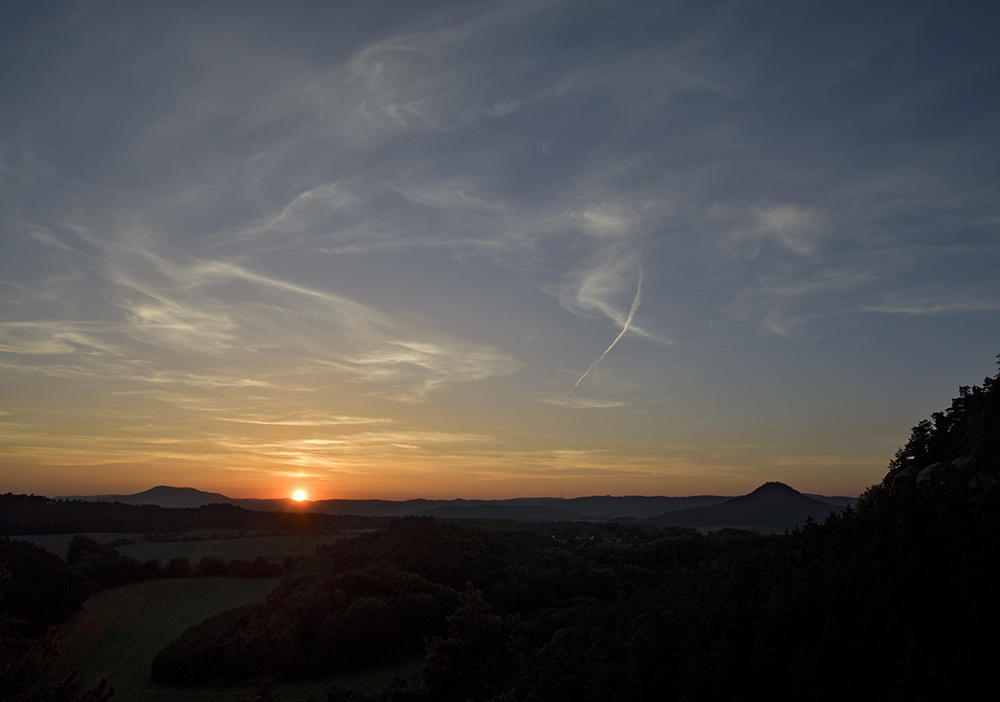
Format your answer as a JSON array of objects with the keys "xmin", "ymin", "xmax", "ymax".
[
  {"xmin": 647, "ymin": 481, "xmax": 841, "ymax": 531},
  {"xmin": 58, "ymin": 485, "xmax": 233, "ymax": 509}
]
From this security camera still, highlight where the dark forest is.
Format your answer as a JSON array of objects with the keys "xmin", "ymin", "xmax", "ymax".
[{"xmin": 2, "ymin": 358, "xmax": 998, "ymax": 701}]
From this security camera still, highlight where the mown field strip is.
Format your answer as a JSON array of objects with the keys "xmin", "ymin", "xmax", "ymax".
[
  {"xmin": 49, "ymin": 577, "xmax": 421, "ymax": 702},
  {"xmin": 59, "ymin": 599, "xmax": 95, "ymax": 646},
  {"xmin": 49, "ymin": 578, "xmax": 279, "ymax": 702}
]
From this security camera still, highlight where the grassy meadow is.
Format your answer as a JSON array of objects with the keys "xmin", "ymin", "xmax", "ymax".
[{"xmin": 49, "ymin": 578, "xmax": 419, "ymax": 702}]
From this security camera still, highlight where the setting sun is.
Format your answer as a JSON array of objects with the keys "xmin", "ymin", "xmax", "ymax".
[{"xmin": 292, "ymin": 490, "xmax": 307, "ymax": 502}]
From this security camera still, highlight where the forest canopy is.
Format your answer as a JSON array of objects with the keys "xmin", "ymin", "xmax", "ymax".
[
  {"xmin": 3, "ymin": 356, "xmax": 998, "ymax": 701},
  {"xmin": 149, "ymin": 357, "xmax": 1000, "ymax": 701}
]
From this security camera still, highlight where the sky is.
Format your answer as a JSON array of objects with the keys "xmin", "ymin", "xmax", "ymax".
[{"xmin": 1, "ymin": 0, "xmax": 998, "ymax": 501}]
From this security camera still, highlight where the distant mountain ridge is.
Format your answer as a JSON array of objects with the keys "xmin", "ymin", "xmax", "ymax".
[
  {"xmin": 238, "ymin": 494, "xmax": 740, "ymax": 520},
  {"xmin": 57, "ymin": 484, "xmax": 855, "ymax": 529}
]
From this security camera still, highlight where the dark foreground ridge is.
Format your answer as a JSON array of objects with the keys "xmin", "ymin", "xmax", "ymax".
[
  {"xmin": 4, "ymin": 356, "xmax": 998, "ymax": 701},
  {"xmin": 146, "ymin": 355, "xmax": 1000, "ymax": 701}
]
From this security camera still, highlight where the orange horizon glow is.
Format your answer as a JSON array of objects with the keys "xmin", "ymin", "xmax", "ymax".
[{"xmin": 0, "ymin": 454, "xmax": 880, "ymax": 501}]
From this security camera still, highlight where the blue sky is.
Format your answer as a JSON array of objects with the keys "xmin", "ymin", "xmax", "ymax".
[{"xmin": 1, "ymin": 0, "xmax": 998, "ymax": 499}]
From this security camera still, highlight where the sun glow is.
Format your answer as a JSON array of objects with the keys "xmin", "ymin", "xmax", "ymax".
[{"xmin": 292, "ymin": 489, "xmax": 308, "ymax": 502}]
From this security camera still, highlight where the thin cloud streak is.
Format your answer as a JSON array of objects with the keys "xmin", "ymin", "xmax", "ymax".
[{"xmin": 570, "ymin": 211, "xmax": 645, "ymax": 394}]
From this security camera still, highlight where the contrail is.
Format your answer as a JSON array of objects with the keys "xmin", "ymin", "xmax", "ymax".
[{"xmin": 570, "ymin": 211, "xmax": 644, "ymax": 394}]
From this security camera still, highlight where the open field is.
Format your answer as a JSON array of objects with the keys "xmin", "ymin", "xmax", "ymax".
[
  {"xmin": 49, "ymin": 578, "xmax": 419, "ymax": 702},
  {"xmin": 20, "ymin": 531, "xmax": 355, "ymax": 562},
  {"xmin": 18, "ymin": 533, "xmax": 144, "ymax": 557},
  {"xmin": 116, "ymin": 532, "xmax": 352, "ymax": 564}
]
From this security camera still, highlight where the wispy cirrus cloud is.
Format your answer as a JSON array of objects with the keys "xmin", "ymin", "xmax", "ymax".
[
  {"xmin": 866, "ymin": 291, "xmax": 1000, "ymax": 316},
  {"xmin": 3, "ymin": 213, "xmax": 521, "ymax": 406},
  {"xmin": 733, "ymin": 204, "xmax": 828, "ymax": 257},
  {"xmin": 2, "ymin": 1, "xmax": 998, "ymax": 498}
]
